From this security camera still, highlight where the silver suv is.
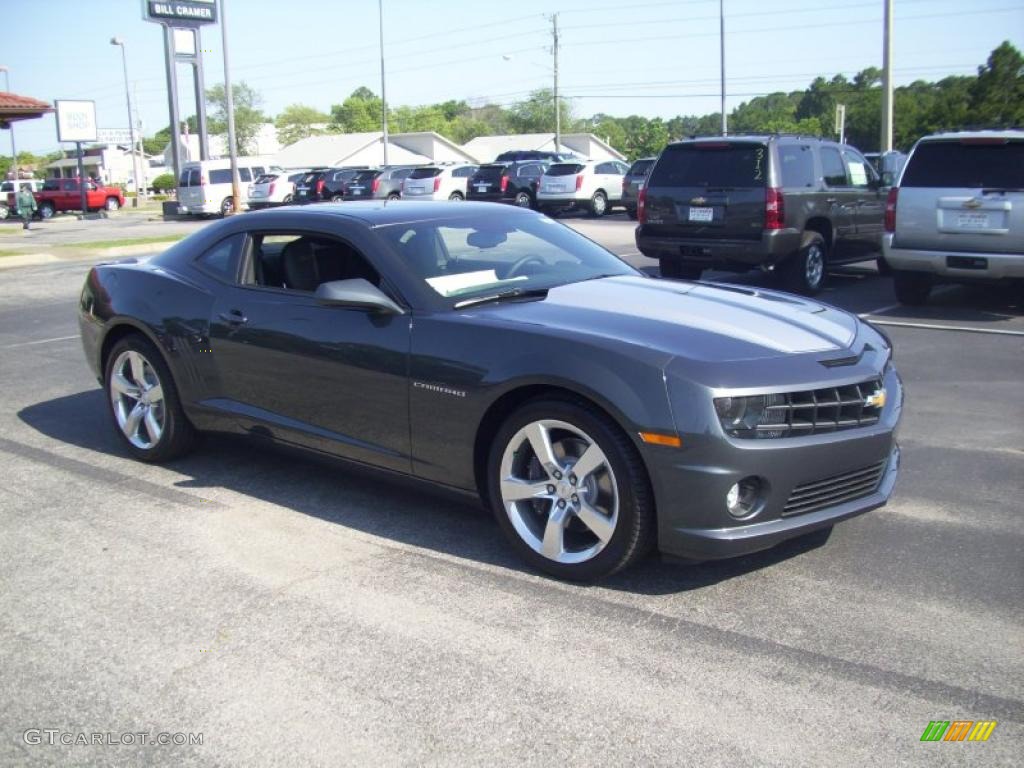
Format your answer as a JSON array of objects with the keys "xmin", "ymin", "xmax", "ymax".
[{"xmin": 883, "ymin": 130, "xmax": 1024, "ymax": 304}]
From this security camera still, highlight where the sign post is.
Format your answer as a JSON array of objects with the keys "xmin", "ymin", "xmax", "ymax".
[
  {"xmin": 142, "ymin": 0, "xmax": 217, "ymax": 194},
  {"xmin": 55, "ymin": 100, "xmax": 98, "ymax": 214}
]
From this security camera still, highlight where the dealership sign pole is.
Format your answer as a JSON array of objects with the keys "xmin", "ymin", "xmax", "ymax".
[
  {"xmin": 54, "ymin": 100, "xmax": 97, "ymax": 214},
  {"xmin": 142, "ymin": 0, "xmax": 217, "ymax": 196}
]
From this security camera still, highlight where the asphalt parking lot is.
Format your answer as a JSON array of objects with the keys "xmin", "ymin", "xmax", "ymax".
[{"xmin": 1, "ymin": 211, "xmax": 1021, "ymax": 765}]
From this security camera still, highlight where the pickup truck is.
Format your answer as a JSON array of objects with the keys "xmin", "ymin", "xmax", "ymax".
[{"xmin": 33, "ymin": 178, "xmax": 125, "ymax": 219}]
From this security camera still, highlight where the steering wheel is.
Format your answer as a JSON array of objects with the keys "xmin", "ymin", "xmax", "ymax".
[{"xmin": 504, "ymin": 254, "xmax": 546, "ymax": 279}]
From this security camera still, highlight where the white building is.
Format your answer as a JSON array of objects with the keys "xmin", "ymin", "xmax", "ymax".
[
  {"xmin": 462, "ymin": 133, "xmax": 625, "ymax": 163},
  {"xmin": 162, "ymin": 123, "xmax": 282, "ymax": 167},
  {"xmin": 46, "ymin": 144, "xmax": 150, "ymax": 189},
  {"xmin": 273, "ymin": 131, "xmax": 478, "ymax": 169}
]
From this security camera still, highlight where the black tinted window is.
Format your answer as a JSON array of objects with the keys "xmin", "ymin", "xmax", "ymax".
[
  {"xmin": 648, "ymin": 143, "xmax": 768, "ymax": 188},
  {"xmin": 239, "ymin": 168, "xmax": 252, "ymax": 182},
  {"xmin": 210, "ymin": 169, "xmax": 232, "ymax": 184},
  {"xmin": 196, "ymin": 234, "xmax": 242, "ymax": 280},
  {"xmin": 409, "ymin": 167, "xmax": 443, "ymax": 179},
  {"xmin": 547, "ymin": 163, "xmax": 585, "ymax": 176},
  {"xmin": 901, "ymin": 140, "xmax": 1024, "ymax": 188},
  {"xmin": 43, "ymin": 179, "xmax": 61, "ymax": 191},
  {"xmin": 821, "ymin": 148, "xmax": 848, "ymax": 187},
  {"xmin": 629, "ymin": 159, "xmax": 655, "ymax": 177},
  {"xmin": 474, "ymin": 165, "xmax": 507, "ymax": 182},
  {"xmin": 453, "ymin": 166, "xmax": 477, "ymax": 178},
  {"xmin": 779, "ymin": 145, "xmax": 815, "ymax": 188},
  {"xmin": 352, "ymin": 171, "xmax": 379, "ymax": 184}
]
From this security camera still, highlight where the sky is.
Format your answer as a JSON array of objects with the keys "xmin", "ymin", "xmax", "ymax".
[{"xmin": 2, "ymin": 0, "xmax": 1021, "ymax": 155}]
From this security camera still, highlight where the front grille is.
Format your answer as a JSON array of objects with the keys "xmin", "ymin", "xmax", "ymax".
[
  {"xmin": 783, "ymin": 460, "xmax": 887, "ymax": 517},
  {"xmin": 755, "ymin": 379, "xmax": 884, "ymax": 438}
]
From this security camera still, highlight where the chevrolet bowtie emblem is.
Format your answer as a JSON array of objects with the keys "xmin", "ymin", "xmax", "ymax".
[
  {"xmin": 864, "ymin": 389, "xmax": 887, "ymax": 409},
  {"xmin": 691, "ymin": 197, "xmax": 707, "ymax": 205},
  {"xmin": 963, "ymin": 198, "xmax": 982, "ymax": 209}
]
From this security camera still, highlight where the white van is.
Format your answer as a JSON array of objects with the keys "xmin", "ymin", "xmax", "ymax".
[{"xmin": 176, "ymin": 157, "xmax": 282, "ymax": 216}]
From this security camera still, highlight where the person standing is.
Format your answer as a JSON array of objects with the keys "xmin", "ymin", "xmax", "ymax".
[{"xmin": 16, "ymin": 183, "xmax": 37, "ymax": 230}]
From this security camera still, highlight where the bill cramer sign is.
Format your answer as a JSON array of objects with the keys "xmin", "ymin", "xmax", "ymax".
[{"xmin": 144, "ymin": 0, "xmax": 217, "ymax": 25}]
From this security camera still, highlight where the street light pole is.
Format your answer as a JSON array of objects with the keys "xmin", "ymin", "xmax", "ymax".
[
  {"xmin": 719, "ymin": 0, "xmax": 727, "ymax": 136},
  {"xmin": 552, "ymin": 13, "xmax": 560, "ymax": 154},
  {"xmin": 880, "ymin": 0, "xmax": 894, "ymax": 152},
  {"xmin": 0, "ymin": 67, "xmax": 18, "ymax": 181},
  {"xmin": 219, "ymin": 0, "xmax": 241, "ymax": 214},
  {"xmin": 378, "ymin": 0, "xmax": 389, "ymax": 166},
  {"xmin": 111, "ymin": 38, "xmax": 144, "ymax": 207}
]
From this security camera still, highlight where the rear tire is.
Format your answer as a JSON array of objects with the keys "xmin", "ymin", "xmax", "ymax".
[
  {"xmin": 39, "ymin": 202, "xmax": 55, "ymax": 220},
  {"xmin": 330, "ymin": 194, "xmax": 344, "ymax": 202},
  {"xmin": 448, "ymin": 191, "xmax": 464, "ymax": 201},
  {"xmin": 588, "ymin": 190, "xmax": 608, "ymax": 218},
  {"xmin": 659, "ymin": 258, "xmax": 703, "ymax": 281},
  {"xmin": 386, "ymin": 192, "xmax": 401, "ymax": 201},
  {"xmin": 513, "ymin": 190, "xmax": 532, "ymax": 208},
  {"xmin": 626, "ymin": 207, "xmax": 638, "ymax": 221},
  {"xmin": 0, "ymin": 204, "xmax": 9, "ymax": 220},
  {"xmin": 104, "ymin": 334, "xmax": 196, "ymax": 463},
  {"xmin": 784, "ymin": 233, "xmax": 827, "ymax": 295},
  {"xmin": 487, "ymin": 398, "xmax": 655, "ymax": 581},
  {"xmin": 893, "ymin": 271, "xmax": 932, "ymax": 305}
]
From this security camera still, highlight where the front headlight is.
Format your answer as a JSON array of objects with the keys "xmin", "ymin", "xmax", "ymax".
[{"xmin": 714, "ymin": 394, "xmax": 787, "ymax": 438}]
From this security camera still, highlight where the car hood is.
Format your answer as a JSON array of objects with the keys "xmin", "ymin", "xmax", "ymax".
[{"xmin": 471, "ymin": 276, "xmax": 859, "ymax": 361}]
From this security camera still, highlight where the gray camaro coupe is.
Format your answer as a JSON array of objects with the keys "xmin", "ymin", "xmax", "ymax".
[{"xmin": 79, "ymin": 202, "xmax": 902, "ymax": 581}]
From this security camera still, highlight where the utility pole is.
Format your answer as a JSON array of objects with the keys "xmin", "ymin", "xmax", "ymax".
[
  {"xmin": 162, "ymin": 28, "xmax": 182, "ymax": 191},
  {"xmin": 719, "ymin": 0, "xmax": 727, "ymax": 135},
  {"xmin": 552, "ymin": 13, "xmax": 561, "ymax": 153},
  {"xmin": 881, "ymin": 0, "xmax": 894, "ymax": 152},
  {"xmin": 111, "ymin": 38, "xmax": 144, "ymax": 206},
  {"xmin": 219, "ymin": 0, "xmax": 240, "ymax": 214},
  {"xmin": 379, "ymin": 0, "xmax": 389, "ymax": 166},
  {"xmin": 0, "ymin": 67, "xmax": 17, "ymax": 181}
]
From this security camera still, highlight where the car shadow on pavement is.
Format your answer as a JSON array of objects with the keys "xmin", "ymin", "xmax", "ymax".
[{"xmin": 19, "ymin": 389, "xmax": 830, "ymax": 595}]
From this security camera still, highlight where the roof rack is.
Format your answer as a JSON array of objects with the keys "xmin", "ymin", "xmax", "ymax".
[{"xmin": 679, "ymin": 131, "xmax": 828, "ymax": 141}]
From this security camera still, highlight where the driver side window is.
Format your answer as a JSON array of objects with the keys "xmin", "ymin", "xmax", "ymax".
[{"xmin": 245, "ymin": 233, "xmax": 380, "ymax": 293}]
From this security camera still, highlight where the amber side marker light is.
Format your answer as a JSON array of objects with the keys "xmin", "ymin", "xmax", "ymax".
[{"xmin": 639, "ymin": 432, "xmax": 683, "ymax": 448}]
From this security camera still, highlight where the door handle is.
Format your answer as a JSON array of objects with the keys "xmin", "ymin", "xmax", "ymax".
[
  {"xmin": 826, "ymin": 197, "xmax": 838, "ymax": 205},
  {"xmin": 219, "ymin": 310, "xmax": 248, "ymax": 325}
]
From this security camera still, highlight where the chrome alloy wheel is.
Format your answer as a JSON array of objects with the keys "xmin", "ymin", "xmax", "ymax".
[
  {"xmin": 805, "ymin": 243, "xmax": 825, "ymax": 290},
  {"xmin": 499, "ymin": 419, "xmax": 619, "ymax": 565},
  {"xmin": 109, "ymin": 350, "xmax": 166, "ymax": 450}
]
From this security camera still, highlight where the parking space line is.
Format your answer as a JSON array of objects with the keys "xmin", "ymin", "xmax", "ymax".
[
  {"xmin": 858, "ymin": 303, "xmax": 901, "ymax": 318},
  {"xmin": 2, "ymin": 335, "xmax": 79, "ymax": 349},
  {"xmin": 864, "ymin": 320, "xmax": 1024, "ymax": 337}
]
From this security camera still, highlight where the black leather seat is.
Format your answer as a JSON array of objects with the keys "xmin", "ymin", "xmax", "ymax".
[{"xmin": 281, "ymin": 239, "xmax": 319, "ymax": 291}]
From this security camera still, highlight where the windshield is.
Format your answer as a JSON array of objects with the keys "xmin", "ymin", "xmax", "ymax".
[
  {"xmin": 377, "ymin": 213, "xmax": 637, "ymax": 303},
  {"xmin": 648, "ymin": 143, "xmax": 768, "ymax": 188}
]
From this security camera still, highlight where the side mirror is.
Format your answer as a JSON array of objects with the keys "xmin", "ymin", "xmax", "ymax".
[
  {"xmin": 880, "ymin": 171, "xmax": 895, "ymax": 187},
  {"xmin": 314, "ymin": 278, "xmax": 404, "ymax": 315}
]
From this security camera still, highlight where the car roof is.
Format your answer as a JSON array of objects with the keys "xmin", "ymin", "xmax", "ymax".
[
  {"xmin": 245, "ymin": 200, "xmax": 536, "ymax": 227},
  {"xmin": 916, "ymin": 129, "xmax": 1024, "ymax": 142}
]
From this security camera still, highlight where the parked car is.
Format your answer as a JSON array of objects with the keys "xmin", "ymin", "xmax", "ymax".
[
  {"xmin": 882, "ymin": 130, "xmax": 1024, "ymax": 305},
  {"xmin": 466, "ymin": 161, "xmax": 550, "ymax": 208},
  {"xmin": 34, "ymin": 177, "xmax": 125, "ymax": 219},
  {"xmin": 636, "ymin": 136, "xmax": 885, "ymax": 294},
  {"xmin": 401, "ymin": 164, "xmax": 478, "ymax": 201},
  {"xmin": 294, "ymin": 167, "xmax": 365, "ymax": 204},
  {"xmin": 537, "ymin": 159, "xmax": 631, "ymax": 218},
  {"xmin": 494, "ymin": 150, "xmax": 579, "ymax": 163},
  {"xmin": 78, "ymin": 201, "xmax": 901, "ymax": 581},
  {"xmin": 247, "ymin": 171, "xmax": 303, "ymax": 210},
  {"xmin": 343, "ymin": 167, "xmax": 419, "ymax": 201},
  {"xmin": 622, "ymin": 157, "xmax": 656, "ymax": 220},
  {"xmin": 0, "ymin": 179, "xmax": 44, "ymax": 220},
  {"xmin": 177, "ymin": 158, "xmax": 282, "ymax": 217}
]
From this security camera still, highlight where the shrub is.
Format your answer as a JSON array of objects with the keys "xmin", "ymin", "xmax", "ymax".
[{"xmin": 151, "ymin": 172, "xmax": 176, "ymax": 192}]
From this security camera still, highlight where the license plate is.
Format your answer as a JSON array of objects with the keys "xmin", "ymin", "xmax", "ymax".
[
  {"xmin": 476, "ymin": 185, "xmax": 488, "ymax": 192},
  {"xmin": 349, "ymin": 189, "xmax": 363, "ymax": 195},
  {"xmin": 545, "ymin": 184, "xmax": 564, "ymax": 193},
  {"xmin": 297, "ymin": 187, "xmax": 308, "ymax": 192},
  {"xmin": 688, "ymin": 206, "xmax": 714, "ymax": 223},
  {"xmin": 956, "ymin": 212, "xmax": 990, "ymax": 229}
]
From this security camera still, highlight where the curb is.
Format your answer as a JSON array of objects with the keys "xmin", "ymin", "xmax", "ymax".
[{"xmin": 0, "ymin": 242, "xmax": 176, "ymax": 271}]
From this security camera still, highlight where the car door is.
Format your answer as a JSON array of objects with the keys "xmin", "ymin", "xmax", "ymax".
[
  {"xmin": 842, "ymin": 148, "xmax": 885, "ymax": 257},
  {"xmin": 819, "ymin": 146, "xmax": 859, "ymax": 261},
  {"xmin": 206, "ymin": 225, "xmax": 413, "ymax": 473},
  {"xmin": 516, "ymin": 162, "xmax": 543, "ymax": 196}
]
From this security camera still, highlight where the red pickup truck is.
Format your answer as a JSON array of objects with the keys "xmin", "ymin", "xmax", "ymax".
[{"xmin": 34, "ymin": 178, "xmax": 125, "ymax": 219}]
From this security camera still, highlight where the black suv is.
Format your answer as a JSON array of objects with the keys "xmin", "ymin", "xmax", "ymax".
[
  {"xmin": 344, "ymin": 166, "xmax": 420, "ymax": 201},
  {"xmin": 622, "ymin": 157, "xmax": 656, "ymax": 220},
  {"xmin": 294, "ymin": 167, "xmax": 366, "ymax": 204},
  {"xmin": 467, "ymin": 160, "xmax": 550, "ymax": 208},
  {"xmin": 636, "ymin": 136, "xmax": 885, "ymax": 293}
]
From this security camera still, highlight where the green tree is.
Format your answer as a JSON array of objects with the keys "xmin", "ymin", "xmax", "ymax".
[
  {"xmin": 206, "ymin": 82, "xmax": 266, "ymax": 154},
  {"xmin": 275, "ymin": 103, "xmax": 330, "ymax": 147},
  {"xmin": 508, "ymin": 89, "xmax": 576, "ymax": 134},
  {"xmin": 969, "ymin": 41, "xmax": 1024, "ymax": 127},
  {"xmin": 329, "ymin": 87, "xmax": 384, "ymax": 133}
]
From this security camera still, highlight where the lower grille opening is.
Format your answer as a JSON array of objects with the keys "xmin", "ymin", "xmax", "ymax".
[{"xmin": 783, "ymin": 460, "xmax": 887, "ymax": 517}]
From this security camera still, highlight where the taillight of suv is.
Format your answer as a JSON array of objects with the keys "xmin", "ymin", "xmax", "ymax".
[
  {"xmin": 500, "ymin": 174, "xmax": 509, "ymax": 193},
  {"xmin": 268, "ymin": 182, "xmax": 276, "ymax": 196},
  {"xmin": 371, "ymin": 177, "xmax": 381, "ymax": 194},
  {"xmin": 433, "ymin": 176, "xmax": 442, "ymax": 192},
  {"xmin": 765, "ymin": 187, "xmax": 785, "ymax": 230},
  {"xmin": 314, "ymin": 178, "xmax": 325, "ymax": 195},
  {"xmin": 575, "ymin": 174, "xmax": 584, "ymax": 191},
  {"xmin": 884, "ymin": 187, "xmax": 898, "ymax": 232},
  {"xmin": 638, "ymin": 187, "xmax": 647, "ymax": 224}
]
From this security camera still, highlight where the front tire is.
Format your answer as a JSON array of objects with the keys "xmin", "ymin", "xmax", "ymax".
[
  {"xmin": 105, "ymin": 334, "xmax": 195, "ymax": 462},
  {"xmin": 220, "ymin": 197, "xmax": 234, "ymax": 217},
  {"xmin": 487, "ymin": 398, "xmax": 655, "ymax": 581},
  {"xmin": 893, "ymin": 271, "xmax": 932, "ymax": 305},
  {"xmin": 39, "ymin": 202, "xmax": 55, "ymax": 220},
  {"xmin": 784, "ymin": 233, "xmax": 827, "ymax": 295},
  {"xmin": 105, "ymin": 197, "xmax": 120, "ymax": 211}
]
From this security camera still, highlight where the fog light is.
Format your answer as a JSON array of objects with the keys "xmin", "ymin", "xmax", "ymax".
[{"xmin": 726, "ymin": 476, "xmax": 762, "ymax": 518}]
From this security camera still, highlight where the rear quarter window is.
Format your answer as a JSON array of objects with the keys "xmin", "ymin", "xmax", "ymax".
[
  {"xmin": 648, "ymin": 143, "xmax": 768, "ymax": 188},
  {"xmin": 209, "ymin": 169, "xmax": 232, "ymax": 184},
  {"xmin": 409, "ymin": 168, "xmax": 442, "ymax": 179},
  {"xmin": 901, "ymin": 140, "xmax": 1024, "ymax": 188},
  {"xmin": 547, "ymin": 163, "xmax": 585, "ymax": 176},
  {"xmin": 779, "ymin": 145, "xmax": 816, "ymax": 188}
]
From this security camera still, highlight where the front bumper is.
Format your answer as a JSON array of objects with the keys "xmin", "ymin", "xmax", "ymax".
[
  {"xmin": 636, "ymin": 228, "xmax": 802, "ymax": 269},
  {"xmin": 649, "ymin": 365, "xmax": 903, "ymax": 561},
  {"xmin": 882, "ymin": 234, "xmax": 1024, "ymax": 279}
]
